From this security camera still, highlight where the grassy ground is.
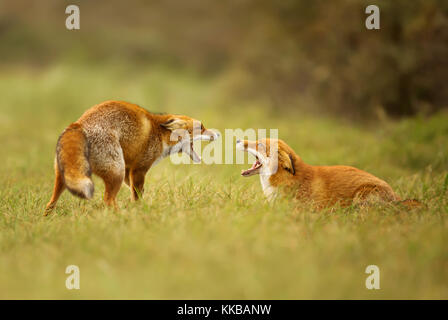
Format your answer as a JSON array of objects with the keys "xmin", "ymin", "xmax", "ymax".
[{"xmin": 0, "ymin": 64, "xmax": 447, "ymax": 299}]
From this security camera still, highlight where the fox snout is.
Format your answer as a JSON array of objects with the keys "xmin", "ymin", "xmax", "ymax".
[
  {"xmin": 204, "ymin": 130, "xmax": 220, "ymax": 141},
  {"xmin": 192, "ymin": 129, "xmax": 220, "ymax": 142},
  {"xmin": 236, "ymin": 140, "xmax": 258, "ymax": 155}
]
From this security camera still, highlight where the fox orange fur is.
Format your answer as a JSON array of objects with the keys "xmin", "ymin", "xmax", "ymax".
[
  {"xmin": 237, "ymin": 139, "xmax": 422, "ymax": 209},
  {"xmin": 45, "ymin": 100, "xmax": 218, "ymax": 214}
]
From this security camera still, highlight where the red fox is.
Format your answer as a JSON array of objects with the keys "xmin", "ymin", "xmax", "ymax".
[
  {"xmin": 45, "ymin": 100, "xmax": 219, "ymax": 214},
  {"xmin": 237, "ymin": 138, "xmax": 423, "ymax": 209}
]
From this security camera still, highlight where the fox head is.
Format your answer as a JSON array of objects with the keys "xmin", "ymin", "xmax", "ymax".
[
  {"xmin": 159, "ymin": 115, "xmax": 219, "ymax": 163},
  {"xmin": 236, "ymin": 138, "xmax": 297, "ymax": 177}
]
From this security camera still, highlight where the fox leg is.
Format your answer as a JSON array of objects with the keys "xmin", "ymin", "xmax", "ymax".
[
  {"xmin": 90, "ymin": 137, "xmax": 125, "ymax": 208},
  {"xmin": 124, "ymin": 167, "xmax": 130, "ymax": 186},
  {"xmin": 44, "ymin": 161, "xmax": 65, "ymax": 215},
  {"xmin": 129, "ymin": 167, "xmax": 148, "ymax": 201},
  {"xmin": 102, "ymin": 170, "xmax": 124, "ymax": 208},
  {"xmin": 97, "ymin": 162, "xmax": 125, "ymax": 208}
]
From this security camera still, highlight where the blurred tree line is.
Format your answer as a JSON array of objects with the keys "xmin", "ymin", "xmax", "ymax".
[{"xmin": 1, "ymin": 0, "xmax": 447, "ymax": 120}]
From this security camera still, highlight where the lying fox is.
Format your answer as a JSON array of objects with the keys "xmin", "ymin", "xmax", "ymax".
[
  {"xmin": 237, "ymin": 138, "xmax": 422, "ymax": 209},
  {"xmin": 45, "ymin": 100, "xmax": 218, "ymax": 214}
]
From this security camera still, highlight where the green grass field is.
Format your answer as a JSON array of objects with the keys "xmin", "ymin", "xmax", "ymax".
[{"xmin": 0, "ymin": 64, "xmax": 447, "ymax": 299}]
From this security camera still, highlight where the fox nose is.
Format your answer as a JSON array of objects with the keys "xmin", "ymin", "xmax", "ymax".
[{"xmin": 210, "ymin": 132, "xmax": 220, "ymax": 141}]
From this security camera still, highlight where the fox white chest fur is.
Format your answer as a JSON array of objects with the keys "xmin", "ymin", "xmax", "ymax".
[{"xmin": 260, "ymin": 172, "xmax": 277, "ymax": 201}]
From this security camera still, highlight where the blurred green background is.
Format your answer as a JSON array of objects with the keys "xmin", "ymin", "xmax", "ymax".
[
  {"xmin": 1, "ymin": 0, "xmax": 447, "ymax": 119},
  {"xmin": 0, "ymin": 0, "xmax": 447, "ymax": 299}
]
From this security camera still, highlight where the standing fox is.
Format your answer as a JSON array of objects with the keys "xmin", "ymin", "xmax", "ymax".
[
  {"xmin": 237, "ymin": 138, "xmax": 422, "ymax": 209},
  {"xmin": 45, "ymin": 100, "xmax": 219, "ymax": 214}
]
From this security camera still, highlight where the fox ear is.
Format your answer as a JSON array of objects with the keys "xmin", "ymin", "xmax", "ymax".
[
  {"xmin": 278, "ymin": 150, "xmax": 295, "ymax": 175},
  {"xmin": 161, "ymin": 118, "xmax": 187, "ymax": 131}
]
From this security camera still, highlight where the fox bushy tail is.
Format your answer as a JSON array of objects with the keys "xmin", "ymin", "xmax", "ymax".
[
  {"xmin": 397, "ymin": 199, "xmax": 425, "ymax": 210},
  {"xmin": 56, "ymin": 123, "xmax": 94, "ymax": 199}
]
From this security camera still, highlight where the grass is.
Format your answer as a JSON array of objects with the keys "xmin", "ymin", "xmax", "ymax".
[{"xmin": 0, "ymin": 63, "xmax": 447, "ymax": 299}]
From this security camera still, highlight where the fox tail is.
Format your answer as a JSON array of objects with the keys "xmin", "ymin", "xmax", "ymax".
[
  {"xmin": 56, "ymin": 123, "xmax": 94, "ymax": 199},
  {"xmin": 396, "ymin": 199, "xmax": 425, "ymax": 210}
]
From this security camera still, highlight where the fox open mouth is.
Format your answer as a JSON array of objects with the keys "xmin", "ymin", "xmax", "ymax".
[
  {"xmin": 187, "ymin": 133, "xmax": 218, "ymax": 162},
  {"xmin": 241, "ymin": 157, "xmax": 262, "ymax": 176}
]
